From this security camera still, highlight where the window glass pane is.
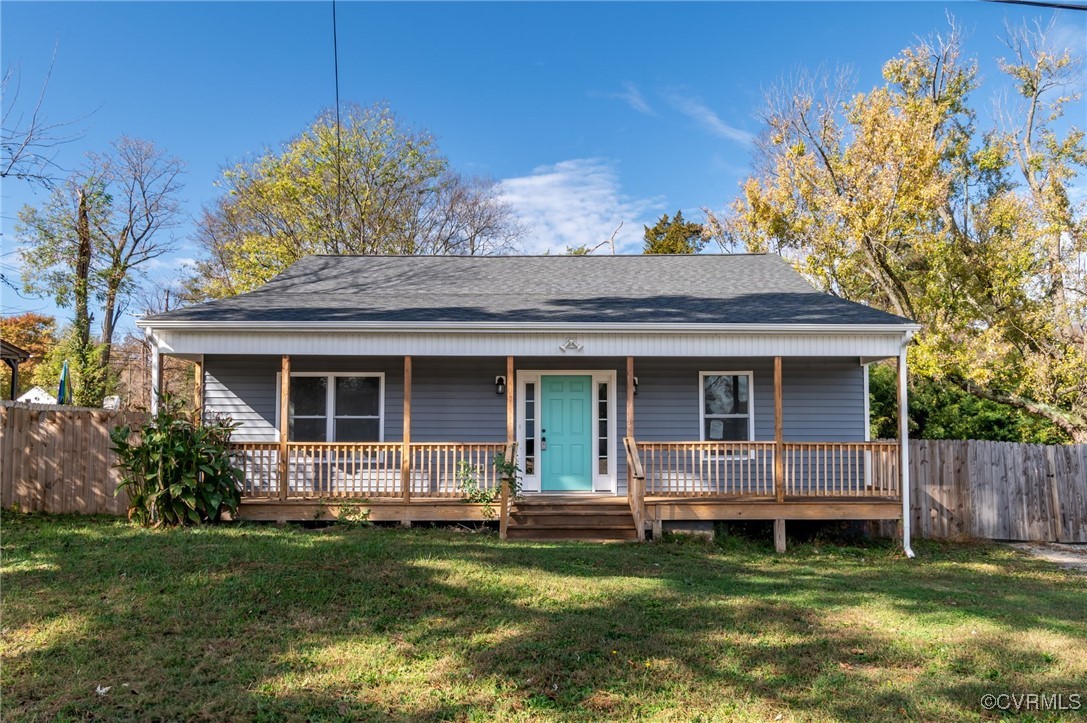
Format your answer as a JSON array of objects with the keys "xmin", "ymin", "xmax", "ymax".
[
  {"xmin": 526, "ymin": 438, "xmax": 535, "ymax": 457},
  {"xmin": 526, "ymin": 420, "xmax": 534, "ymax": 439},
  {"xmin": 704, "ymin": 375, "xmax": 749, "ymax": 415},
  {"xmin": 335, "ymin": 377, "xmax": 380, "ymax": 416},
  {"xmin": 335, "ymin": 418, "xmax": 380, "ymax": 442},
  {"xmin": 598, "ymin": 383, "xmax": 607, "ymax": 401},
  {"xmin": 598, "ymin": 458, "xmax": 608, "ymax": 474},
  {"xmin": 525, "ymin": 458, "xmax": 535, "ymax": 475},
  {"xmin": 290, "ymin": 417, "xmax": 327, "ymax": 442},
  {"xmin": 291, "ymin": 377, "xmax": 327, "ymax": 416},
  {"xmin": 598, "ymin": 420, "xmax": 607, "ymax": 438},
  {"xmin": 704, "ymin": 417, "xmax": 748, "ymax": 441}
]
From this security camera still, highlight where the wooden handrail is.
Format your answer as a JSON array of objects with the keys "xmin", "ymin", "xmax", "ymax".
[
  {"xmin": 499, "ymin": 440, "xmax": 516, "ymax": 540},
  {"xmin": 624, "ymin": 437, "xmax": 645, "ymax": 540},
  {"xmin": 624, "ymin": 437, "xmax": 645, "ymax": 481}
]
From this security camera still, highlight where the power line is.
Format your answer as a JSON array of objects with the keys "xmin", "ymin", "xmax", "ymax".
[
  {"xmin": 984, "ymin": 0, "xmax": 1087, "ymax": 10},
  {"xmin": 332, "ymin": 0, "xmax": 343, "ymax": 243}
]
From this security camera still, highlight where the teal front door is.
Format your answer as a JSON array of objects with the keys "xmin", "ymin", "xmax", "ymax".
[{"xmin": 540, "ymin": 375, "xmax": 593, "ymax": 492}]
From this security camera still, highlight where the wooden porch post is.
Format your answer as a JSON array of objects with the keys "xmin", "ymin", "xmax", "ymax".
[
  {"xmin": 774, "ymin": 356, "xmax": 784, "ymax": 504},
  {"xmin": 774, "ymin": 356, "xmax": 786, "ymax": 552},
  {"xmin": 278, "ymin": 355, "xmax": 290, "ymax": 501},
  {"xmin": 7, "ymin": 359, "xmax": 18, "ymax": 400},
  {"xmin": 500, "ymin": 355, "xmax": 514, "ymax": 540},
  {"xmin": 193, "ymin": 357, "xmax": 204, "ymax": 425},
  {"xmin": 898, "ymin": 347, "xmax": 914, "ymax": 557},
  {"xmin": 402, "ymin": 356, "xmax": 412, "ymax": 506}
]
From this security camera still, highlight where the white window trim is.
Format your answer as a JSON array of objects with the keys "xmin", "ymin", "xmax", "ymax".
[
  {"xmin": 275, "ymin": 372, "xmax": 385, "ymax": 442},
  {"xmin": 699, "ymin": 371, "xmax": 756, "ymax": 448},
  {"xmin": 516, "ymin": 370, "xmax": 617, "ymax": 495}
]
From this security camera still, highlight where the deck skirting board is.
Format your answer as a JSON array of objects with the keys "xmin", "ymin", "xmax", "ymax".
[
  {"xmin": 649, "ymin": 500, "xmax": 901, "ymax": 521},
  {"xmin": 235, "ymin": 497, "xmax": 902, "ymax": 523}
]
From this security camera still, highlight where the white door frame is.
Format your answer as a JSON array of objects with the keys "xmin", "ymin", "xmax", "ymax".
[{"xmin": 516, "ymin": 369, "xmax": 617, "ymax": 494}]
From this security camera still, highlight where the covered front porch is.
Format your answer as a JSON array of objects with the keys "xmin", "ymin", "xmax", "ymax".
[{"xmin": 163, "ymin": 351, "xmax": 909, "ymax": 546}]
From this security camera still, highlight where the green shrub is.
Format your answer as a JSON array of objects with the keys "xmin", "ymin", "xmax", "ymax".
[
  {"xmin": 110, "ymin": 393, "xmax": 243, "ymax": 526},
  {"xmin": 455, "ymin": 451, "xmax": 522, "ymax": 519}
]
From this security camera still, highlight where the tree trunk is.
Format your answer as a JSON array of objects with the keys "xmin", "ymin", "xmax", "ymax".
[
  {"xmin": 100, "ymin": 284, "xmax": 117, "ymax": 369},
  {"xmin": 74, "ymin": 187, "xmax": 92, "ymax": 349}
]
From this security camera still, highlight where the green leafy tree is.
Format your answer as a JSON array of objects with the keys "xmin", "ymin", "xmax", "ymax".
[
  {"xmin": 868, "ymin": 363, "xmax": 1065, "ymax": 444},
  {"xmin": 31, "ymin": 325, "xmax": 110, "ymax": 406},
  {"xmin": 710, "ymin": 20, "xmax": 1086, "ymax": 442},
  {"xmin": 189, "ymin": 103, "xmax": 522, "ymax": 299},
  {"xmin": 643, "ymin": 211, "xmax": 705, "ymax": 254},
  {"xmin": 0, "ymin": 312, "xmax": 57, "ymax": 396}
]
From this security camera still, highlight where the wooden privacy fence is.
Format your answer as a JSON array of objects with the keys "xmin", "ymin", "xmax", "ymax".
[
  {"xmin": 0, "ymin": 402, "xmax": 148, "ymax": 515},
  {"xmin": 910, "ymin": 440, "xmax": 1087, "ymax": 543}
]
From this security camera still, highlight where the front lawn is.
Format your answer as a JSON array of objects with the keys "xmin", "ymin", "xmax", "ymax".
[{"xmin": 2, "ymin": 514, "xmax": 1085, "ymax": 721}]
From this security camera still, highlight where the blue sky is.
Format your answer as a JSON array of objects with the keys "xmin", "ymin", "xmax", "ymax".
[{"xmin": 1, "ymin": 1, "xmax": 1084, "ymax": 333}]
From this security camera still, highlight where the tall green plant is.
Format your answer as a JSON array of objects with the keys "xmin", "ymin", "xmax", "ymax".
[
  {"xmin": 110, "ymin": 393, "xmax": 242, "ymax": 526},
  {"xmin": 455, "ymin": 452, "xmax": 522, "ymax": 520}
]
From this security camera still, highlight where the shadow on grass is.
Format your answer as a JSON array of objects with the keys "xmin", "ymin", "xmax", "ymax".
[{"xmin": 3, "ymin": 513, "xmax": 1086, "ymax": 721}]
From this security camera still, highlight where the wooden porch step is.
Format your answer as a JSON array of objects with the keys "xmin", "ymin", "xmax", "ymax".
[
  {"xmin": 506, "ymin": 526, "xmax": 639, "ymax": 542},
  {"xmin": 507, "ymin": 497, "xmax": 638, "ymax": 541}
]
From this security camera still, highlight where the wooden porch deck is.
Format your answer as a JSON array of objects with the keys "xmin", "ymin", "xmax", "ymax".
[{"xmin": 230, "ymin": 439, "xmax": 903, "ymax": 545}]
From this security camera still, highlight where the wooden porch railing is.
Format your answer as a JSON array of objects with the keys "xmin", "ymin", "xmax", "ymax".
[
  {"xmin": 231, "ymin": 441, "xmax": 507, "ymax": 499},
  {"xmin": 633, "ymin": 441, "xmax": 900, "ymax": 498},
  {"xmin": 638, "ymin": 441, "xmax": 778, "ymax": 496},
  {"xmin": 231, "ymin": 439, "xmax": 900, "ymax": 502},
  {"xmin": 783, "ymin": 442, "xmax": 900, "ymax": 497},
  {"xmin": 410, "ymin": 442, "xmax": 507, "ymax": 498}
]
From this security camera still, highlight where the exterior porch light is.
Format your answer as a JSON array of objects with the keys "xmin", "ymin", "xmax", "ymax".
[
  {"xmin": 495, "ymin": 375, "xmax": 506, "ymax": 395},
  {"xmin": 633, "ymin": 376, "xmax": 639, "ymax": 396}
]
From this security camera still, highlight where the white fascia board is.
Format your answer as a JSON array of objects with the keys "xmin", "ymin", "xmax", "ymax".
[{"xmin": 138, "ymin": 319, "xmax": 921, "ymax": 335}]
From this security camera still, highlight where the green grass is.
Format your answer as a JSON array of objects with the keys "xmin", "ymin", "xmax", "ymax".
[{"xmin": 3, "ymin": 514, "xmax": 1086, "ymax": 722}]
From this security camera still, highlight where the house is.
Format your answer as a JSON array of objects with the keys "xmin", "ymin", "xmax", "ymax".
[
  {"xmin": 2, "ymin": 340, "xmax": 31, "ymax": 400},
  {"xmin": 137, "ymin": 254, "xmax": 919, "ymax": 551},
  {"xmin": 16, "ymin": 386, "xmax": 56, "ymax": 405}
]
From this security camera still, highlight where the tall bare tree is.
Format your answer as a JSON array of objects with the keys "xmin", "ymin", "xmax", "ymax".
[
  {"xmin": 1, "ymin": 51, "xmax": 84, "ymax": 188},
  {"xmin": 17, "ymin": 136, "xmax": 184, "ymax": 403}
]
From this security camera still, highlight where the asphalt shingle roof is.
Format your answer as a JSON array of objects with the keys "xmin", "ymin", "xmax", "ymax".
[{"xmin": 143, "ymin": 254, "xmax": 914, "ymax": 326}]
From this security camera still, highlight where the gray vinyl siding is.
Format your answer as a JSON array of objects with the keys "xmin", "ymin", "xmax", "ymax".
[
  {"xmin": 204, "ymin": 355, "xmax": 404, "ymax": 443},
  {"xmin": 411, "ymin": 358, "xmax": 506, "ymax": 442},
  {"xmin": 204, "ymin": 356, "xmax": 866, "ymax": 472},
  {"xmin": 632, "ymin": 357, "xmax": 865, "ymax": 443}
]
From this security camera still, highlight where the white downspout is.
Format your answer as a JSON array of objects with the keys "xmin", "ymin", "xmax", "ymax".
[
  {"xmin": 899, "ymin": 338, "xmax": 915, "ymax": 559},
  {"xmin": 146, "ymin": 327, "xmax": 162, "ymax": 415}
]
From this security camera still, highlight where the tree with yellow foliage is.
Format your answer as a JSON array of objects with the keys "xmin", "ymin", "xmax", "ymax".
[{"xmin": 709, "ymin": 20, "xmax": 1086, "ymax": 442}]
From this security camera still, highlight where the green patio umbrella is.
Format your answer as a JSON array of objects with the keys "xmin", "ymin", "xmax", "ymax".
[{"xmin": 57, "ymin": 360, "xmax": 72, "ymax": 405}]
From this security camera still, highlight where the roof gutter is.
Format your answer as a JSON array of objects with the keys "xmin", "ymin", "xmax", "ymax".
[{"xmin": 137, "ymin": 319, "xmax": 922, "ymax": 335}]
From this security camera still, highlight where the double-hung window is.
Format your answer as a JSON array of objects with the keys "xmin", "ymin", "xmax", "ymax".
[
  {"xmin": 287, "ymin": 374, "xmax": 383, "ymax": 442},
  {"xmin": 699, "ymin": 372, "xmax": 754, "ymax": 442}
]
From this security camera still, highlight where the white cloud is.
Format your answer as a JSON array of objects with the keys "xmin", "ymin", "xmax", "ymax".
[
  {"xmin": 497, "ymin": 158, "xmax": 664, "ymax": 254},
  {"xmin": 606, "ymin": 81, "xmax": 655, "ymax": 116},
  {"xmin": 664, "ymin": 91, "xmax": 754, "ymax": 146}
]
